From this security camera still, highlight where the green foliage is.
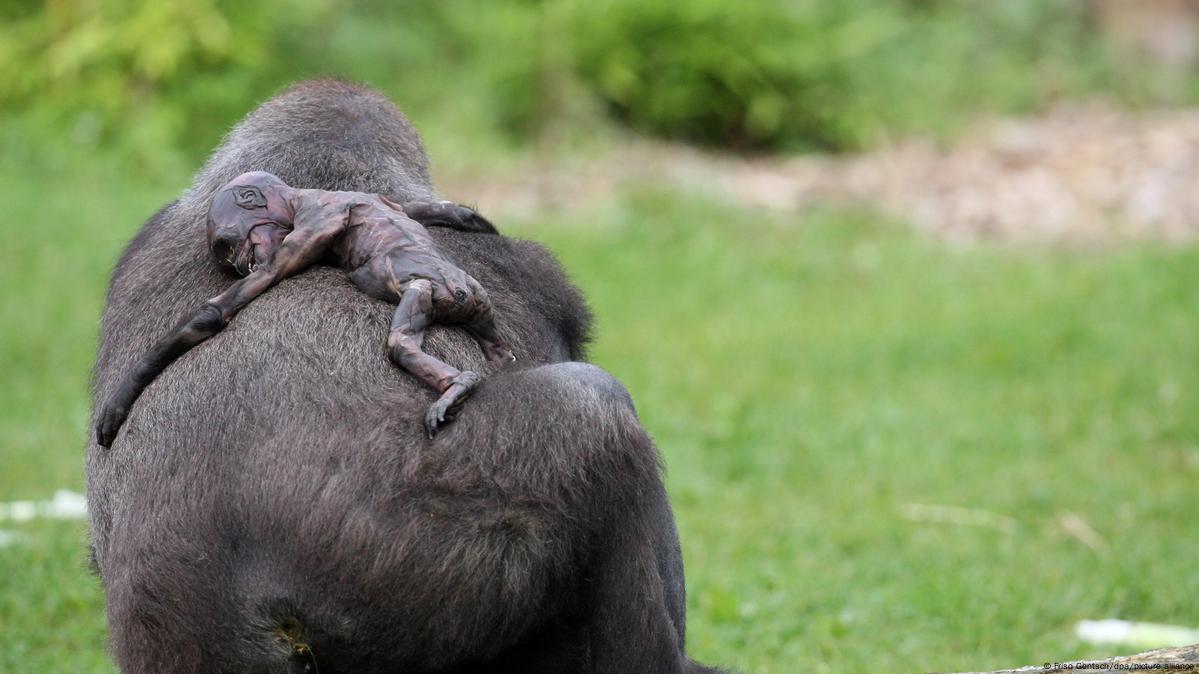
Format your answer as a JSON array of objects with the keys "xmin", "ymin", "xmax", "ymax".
[
  {"xmin": 572, "ymin": 0, "xmax": 889, "ymax": 150},
  {"xmin": 0, "ymin": 0, "xmax": 237, "ymax": 111},
  {"xmin": 0, "ymin": 0, "xmax": 1163, "ymax": 160},
  {"xmin": 0, "ymin": 0, "xmax": 337, "ymax": 168},
  {"xmin": 571, "ymin": 0, "xmax": 1111, "ymax": 150},
  {"xmin": 0, "ymin": 0, "xmax": 566, "ymax": 164}
]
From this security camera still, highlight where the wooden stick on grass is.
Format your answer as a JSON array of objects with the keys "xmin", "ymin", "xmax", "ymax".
[{"xmin": 935, "ymin": 643, "xmax": 1199, "ymax": 673}]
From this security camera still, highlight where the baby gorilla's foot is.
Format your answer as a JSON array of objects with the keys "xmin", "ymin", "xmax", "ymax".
[
  {"xmin": 485, "ymin": 344, "xmax": 517, "ymax": 365},
  {"xmin": 425, "ymin": 370, "xmax": 480, "ymax": 438}
]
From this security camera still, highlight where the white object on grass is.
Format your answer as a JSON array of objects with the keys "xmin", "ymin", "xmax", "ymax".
[
  {"xmin": 900, "ymin": 502, "xmax": 1019, "ymax": 534},
  {"xmin": 0, "ymin": 529, "xmax": 26, "ymax": 547},
  {"xmin": 1076, "ymin": 619, "xmax": 1199, "ymax": 650},
  {"xmin": 0, "ymin": 490, "xmax": 88, "ymax": 522}
]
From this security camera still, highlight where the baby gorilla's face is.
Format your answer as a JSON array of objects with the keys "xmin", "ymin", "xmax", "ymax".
[
  {"xmin": 216, "ymin": 221, "xmax": 288, "ymax": 276},
  {"xmin": 207, "ymin": 173, "xmax": 294, "ymax": 276}
]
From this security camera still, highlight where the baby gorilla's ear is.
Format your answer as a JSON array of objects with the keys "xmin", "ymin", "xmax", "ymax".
[{"xmin": 232, "ymin": 186, "xmax": 267, "ymax": 209}]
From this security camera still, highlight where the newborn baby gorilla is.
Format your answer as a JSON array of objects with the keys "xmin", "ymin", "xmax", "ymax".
[{"xmin": 96, "ymin": 171, "xmax": 514, "ymax": 448}]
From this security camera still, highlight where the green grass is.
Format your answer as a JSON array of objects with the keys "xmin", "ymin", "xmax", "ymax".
[{"xmin": 1, "ymin": 152, "xmax": 1197, "ymax": 673}]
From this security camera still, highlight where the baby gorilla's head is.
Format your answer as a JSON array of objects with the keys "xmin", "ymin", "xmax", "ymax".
[{"xmin": 207, "ymin": 171, "xmax": 295, "ymax": 276}]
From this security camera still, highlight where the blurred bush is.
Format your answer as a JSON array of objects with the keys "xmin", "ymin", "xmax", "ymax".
[
  {"xmin": 0, "ymin": 0, "xmax": 333, "ymax": 167},
  {"xmin": 0, "ymin": 0, "xmax": 1189, "ymax": 163},
  {"xmin": 571, "ymin": 0, "xmax": 1115, "ymax": 150}
]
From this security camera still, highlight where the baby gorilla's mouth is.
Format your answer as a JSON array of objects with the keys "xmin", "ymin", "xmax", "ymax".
[
  {"xmin": 240, "ymin": 222, "xmax": 287, "ymax": 276},
  {"xmin": 232, "ymin": 243, "xmax": 254, "ymax": 277}
]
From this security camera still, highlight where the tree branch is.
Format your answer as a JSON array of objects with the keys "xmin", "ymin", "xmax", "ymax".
[{"xmin": 937, "ymin": 643, "xmax": 1199, "ymax": 673}]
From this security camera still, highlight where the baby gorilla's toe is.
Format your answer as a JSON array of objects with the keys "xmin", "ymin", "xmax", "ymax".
[{"xmin": 424, "ymin": 401, "xmax": 449, "ymax": 437}]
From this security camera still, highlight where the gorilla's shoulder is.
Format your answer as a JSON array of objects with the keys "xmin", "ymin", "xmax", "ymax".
[{"xmin": 432, "ymin": 230, "xmax": 594, "ymax": 361}]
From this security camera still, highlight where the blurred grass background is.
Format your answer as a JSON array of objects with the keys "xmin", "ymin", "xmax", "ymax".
[{"xmin": 2, "ymin": 1, "xmax": 1198, "ymax": 672}]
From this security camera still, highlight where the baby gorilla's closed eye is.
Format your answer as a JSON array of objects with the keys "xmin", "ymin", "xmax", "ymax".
[{"xmin": 213, "ymin": 239, "xmax": 236, "ymax": 266}]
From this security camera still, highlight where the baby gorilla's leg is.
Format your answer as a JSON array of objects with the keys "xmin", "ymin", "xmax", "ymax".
[{"xmin": 387, "ymin": 279, "xmax": 479, "ymax": 437}]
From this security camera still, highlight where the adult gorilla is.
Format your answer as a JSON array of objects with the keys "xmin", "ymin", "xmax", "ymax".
[{"xmin": 88, "ymin": 79, "xmax": 728, "ymax": 674}]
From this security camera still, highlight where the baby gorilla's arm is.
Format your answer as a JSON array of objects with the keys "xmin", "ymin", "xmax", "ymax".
[
  {"xmin": 383, "ymin": 197, "xmax": 497, "ymax": 235},
  {"xmin": 95, "ymin": 218, "xmax": 346, "ymax": 448},
  {"xmin": 95, "ymin": 304, "xmax": 228, "ymax": 447}
]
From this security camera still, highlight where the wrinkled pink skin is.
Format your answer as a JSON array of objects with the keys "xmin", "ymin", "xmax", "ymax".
[{"xmin": 96, "ymin": 172, "xmax": 513, "ymax": 448}]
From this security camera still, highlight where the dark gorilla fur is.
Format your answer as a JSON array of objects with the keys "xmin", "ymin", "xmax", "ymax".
[{"xmin": 88, "ymin": 79, "xmax": 730, "ymax": 674}]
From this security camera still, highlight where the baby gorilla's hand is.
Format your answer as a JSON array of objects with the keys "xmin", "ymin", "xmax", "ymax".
[
  {"xmin": 399, "ymin": 199, "xmax": 498, "ymax": 235},
  {"xmin": 439, "ymin": 202, "xmax": 496, "ymax": 234},
  {"xmin": 95, "ymin": 402, "xmax": 130, "ymax": 449}
]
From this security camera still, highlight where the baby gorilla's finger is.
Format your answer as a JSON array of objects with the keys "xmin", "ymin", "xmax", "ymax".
[
  {"xmin": 98, "ymin": 416, "xmax": 114, "ymax": 448},
  {"xmin": 96, "ymin": 417, "xmax": 111, "ymax": 448},
  {"xmin": 464, "ymin": 210, "xmax": 496, "ymax": 234},
  {"xmin": 446, "ymin": 204, "xmax": 496, "ymax": 234}
]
